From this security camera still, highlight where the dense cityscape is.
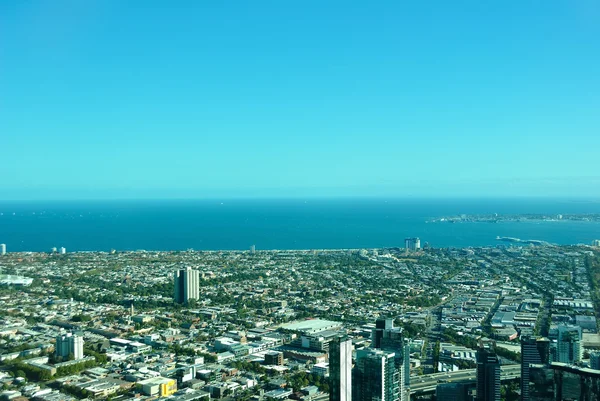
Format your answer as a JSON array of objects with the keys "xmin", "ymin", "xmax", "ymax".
[
  {"xmin": 3, "ymin": 0, "xmax": 599, "ymax": 400},
  {"xmin": 1, "ymin": 240, "xmax": 600, "ymax": 401}
]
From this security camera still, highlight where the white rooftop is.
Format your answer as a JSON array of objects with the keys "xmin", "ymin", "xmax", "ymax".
[{"xmin": 280, "ymin": 319, "xmax": 341, "ymax": 334}]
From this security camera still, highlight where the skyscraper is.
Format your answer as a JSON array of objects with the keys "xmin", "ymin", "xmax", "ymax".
[
  {"xmin": 590, "ymin": 351, "xmax": 600, "ymax": 370},
  {"xmin": 59, "ymin": 247, "xmax": 66, "ymax": 254},
  {"xmin": 556, "ymin": 325, "xmax": 583, "ymax": 364},
  {"xmin": 526, "ymin": 364, "xmax": 554, "ymax": 401},
  {"xmin": 174, "ymin": 267, "xmax": 200, "ymax": 304},
  {"xmin": 373, "ymin": 318, "xmax": 409, "ymax": 400},
  {"xmin": 520, "ymin": 336, "xmax": 550, "ymax": 401},
  {"xmin": 55, "ymin": 333, "xmax": 84, "ymax": 360},
  {"xmin": 551, "ymin": 362, "xmax": 600, "ymax": 401},
  {"xmin": 404, "ymin": 238, "xmax": 420, "ymax": 251},
  {"xmin": 329, "ymin": 337, "xmax": 352, "ymax": 401},
  {"xmin": 0, "ymin": 244, "xmax": 5, "ymax": 255},
  {"xmin": 352, "ymin": 348, "xmax": 399, "ymax": 401},
  {"xmin": 373, "ymin": 318, "xmax": 393, "ymax": 348},
  {"xmin": 476, "ymin": 345, "xmax": 501, "ymax": 401}
]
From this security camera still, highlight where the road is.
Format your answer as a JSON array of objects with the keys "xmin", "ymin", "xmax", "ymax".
[{"xmin": 409, "ymin": 364, "xmax": 520, "ymax": 395}]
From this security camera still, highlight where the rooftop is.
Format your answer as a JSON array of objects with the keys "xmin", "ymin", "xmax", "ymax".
[{"xmin": 279, "ymin": 319, "xmax": 341, "ymax": 334}]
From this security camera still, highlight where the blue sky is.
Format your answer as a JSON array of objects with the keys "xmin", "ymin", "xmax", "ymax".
[{"xmin": 1, "ymin": 1, "xmax": 599, "ymax": 199}]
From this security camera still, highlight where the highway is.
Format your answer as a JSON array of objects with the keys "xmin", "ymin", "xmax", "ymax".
[{"xmin": 409, "ymin": 364, "xmax": 520, "ymax": 395}]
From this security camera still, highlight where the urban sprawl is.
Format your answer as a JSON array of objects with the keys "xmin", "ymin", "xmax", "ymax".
[{"xmin": 2, "ymin": 239, "xmax": 600, "ymax": 401}]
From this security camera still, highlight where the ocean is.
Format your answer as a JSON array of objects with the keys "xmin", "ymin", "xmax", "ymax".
[{"xmin": 0, "ymin": 198, "xmax": 599, "ymax": 252}]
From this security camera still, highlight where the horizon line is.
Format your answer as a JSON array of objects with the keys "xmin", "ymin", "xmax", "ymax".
[{"xmin": 2, "ymin": 195, "xmax": 600, "ymax": 202}]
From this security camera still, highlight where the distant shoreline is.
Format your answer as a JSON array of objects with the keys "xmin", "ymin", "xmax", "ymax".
[
  {"xmin": 2, "ymin": 242, "xmax": 598, "ymax": 255},
  {"xmin": 428, "ymin": 213, "xmax": 600, "ymax": 224}
]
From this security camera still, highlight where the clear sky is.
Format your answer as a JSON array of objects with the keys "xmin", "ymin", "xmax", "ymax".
[{"xmin": 1, "ymin": 1, "xmax": 599, "ymax": 199}]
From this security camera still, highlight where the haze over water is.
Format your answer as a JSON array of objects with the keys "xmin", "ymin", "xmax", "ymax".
[{"xmin": 0, "ymin": 198, "xmax": 599, "ymax": 252}]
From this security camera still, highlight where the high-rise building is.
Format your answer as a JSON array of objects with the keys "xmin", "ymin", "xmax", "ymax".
[
  {"xmin": 551, "ymin": 362, "xmax": 600, "ymax": 401},
  {"xmin": 592, "ymin": 239, "xmax": 600, "ymax": 247},
  {"xmin": 525, "ymin": 362, "xmax": 600, "ymax": 401},
  {"xmin": 526, "ymin": 364, "xmax": 554, "ymax": 401},
  {"xmin": 373, "ymin": 318, "xmax": 393, "ymax": 348},
  {"xmin": 250, "ymin": 245, "xmax": 256, "ymax": 254},
  {"xmin": 520, "ymin": 336, "xmax": 550, "ymax": 401},
  {"xmin": 0, "ymin": 244, "xmax": 5, "ymax": 255},
  {"xmin": 352, "ymin": 348, "xmax": 399, "ymax": 401},
  {"xmin": 373, "ymin": 318, "xmax": 409, "ymax": 400},
  {"xmin": 556, "ymin": 325, "xmax": 583, "ymax": 364},
  {"xmin": 55, "ymin": 333, "xmax": 84, "ymax": 360},
  {"xmin": 59, "ymin": 247, "xmax": 66, "ymax": 254},
  {"xmin": 476, "ymin": 345, "xmax": 501, "ymax": 401},
  {"xmin": 174, "ymin": 267, "xmax": 200, "ymax": 304},
  {"xmin": 329, "ymin": 337, "xmax": 352, "ymax": 401},
  {"xmin": 403, "ymin": 343, "xmax": 411, "ymax": 388},
  {"xmin": 404, "ymin": 238, "xmax": 421, "ymax": 251},
  {"xmin": 590, "ymin": 351, "xmax": 600, "ymax": 370}
]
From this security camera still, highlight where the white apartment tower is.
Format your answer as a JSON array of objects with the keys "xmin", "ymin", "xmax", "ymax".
[
  {"xmin": 56, "ymin": 333, "xmax": 84, "ymax": 360},
  {"xmin": 174, "ymin": 267, "xmax": 200, "ymax": 304},
  {"xmin": 404, "ymin": 237, "xmax": 421, "ymax": 251}
]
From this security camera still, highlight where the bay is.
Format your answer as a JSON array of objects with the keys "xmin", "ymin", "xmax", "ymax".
[{"xmin": 0, "ymin": 198, "xmax": 599, "ymax": 252}]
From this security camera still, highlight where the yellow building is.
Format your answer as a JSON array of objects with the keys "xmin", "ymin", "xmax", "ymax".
[{"xmin": 139, "ymin": 377, "xmax": 177, "ymax": 397}]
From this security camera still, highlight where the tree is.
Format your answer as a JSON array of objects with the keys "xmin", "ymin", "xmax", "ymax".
[{"xmin": 71, "ymin": 314, "xmax": 91, "ymax": 322}]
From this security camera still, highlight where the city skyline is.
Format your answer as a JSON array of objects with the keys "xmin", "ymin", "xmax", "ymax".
[{"xmin": 1, "ymin": 1, "xmax": 600, "ymax": 199}]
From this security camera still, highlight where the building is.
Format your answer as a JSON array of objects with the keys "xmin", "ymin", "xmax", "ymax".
[
  {"xmin": 592, "ymin": 239, "xmax": 600, "ymax": 247},
  {"xmin": 55, "ymin": 333, "xmax": 84, "ymax": 360},
  {"xmin": 373, "ymin": 318, "xmax": 408, "ymax": 400},
  {"xmin": 520, "ymin": 336, "xmax": 549, "ymax": 401},
  {"xmin": 373, "ymin": 318, "xmax": 393, "ymax": 348},
  {"xmin": 250, "ymin": 245, "xmax": 256, "ymax": 254},
  {"xmin": 264, "ymin": 351, "xmax": 283, "ymax": 366},
  {"xmin": 575, "ymin": 315, "xmax": 597, "ymax": 332},
  {"xmin": 524, "ymin": 362, "xmax": 600, "ymax": 400},
  {"xmin": 352, "ymin": 348, "xmax": 399, "ymax": 401},
  {"xmin": 555, "ymin": 325, "xmax": 583, "ymax": 364},
  {"xmin": 0, "ymin": 244, "xmax": 5, "ymax": 255},
  {"xmin": 329, "ymin": 337, "xmax": 352, "ymax": 401},
  {"xmin": 59, "ymin": 247, "xmax": 66, "ymax": 254},
  {"xmin": 284, "ymin": 319, "xmax": 344, "ymax": 352},
  {"xmin": 0, "ymin": 275, "xmax": 33, "ymax": 287},
  {"xmin": 476, "ymin": 345, "xmax": 500, "ymax": 401},
  {"xmin": 551, "ymin": 362, "xmax": 600, "ymax": 401},
  {"xmin": 590, "ymin": 352, "xmax": 600, "ymax": 370},
  {"xmin": 281, "ymin": 319, "xmax": 342, "ymax": 335},
  {"xmin": 404, "ymin": 238, "xmax": 421, "ymax": 251},
  {"xmin": 138, "ymin": 377, "xmax": 177, "ymax": 397},
  {"xmin": 311, "ymin": 362, "xmax": 329, "ymax": 378},
  {"xmin": 263, "ymin": 389, "xmax": 293, "ymax": 400},
  {"xmin": 174, "ymin": 267, "xmax": 200, "ymax": 304},
  {"xmin": 525, "ymin": 364, "xmax": 554, "ymax": 401},
  {"xmin": 302, "ymin": 385, "xmax": 319, "ymax": 396}
]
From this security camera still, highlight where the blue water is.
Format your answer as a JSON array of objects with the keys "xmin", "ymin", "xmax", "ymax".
[{"xmin": 0, "ymin": 198, "xmax": 599, "ymax": 252}]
